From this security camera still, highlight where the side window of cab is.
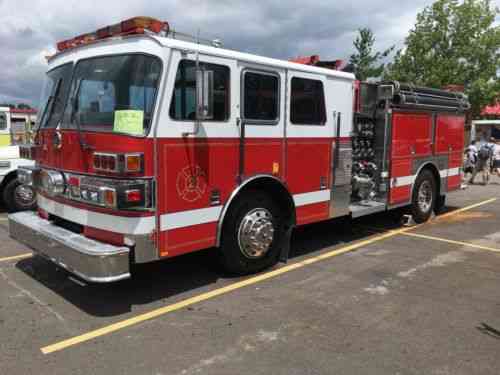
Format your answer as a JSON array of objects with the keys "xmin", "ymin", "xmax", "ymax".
[{"xmin": 169, "ymin": 60, "xmax": 230, "ymax": 121}]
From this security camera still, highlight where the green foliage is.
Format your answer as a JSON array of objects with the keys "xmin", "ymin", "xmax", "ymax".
[
  {"xmin": 385, "ymin": 0, "xmax": 500, "ymax": 117},
  {"xmin": 16, "ymin": 103, "xmax": 32, "ymax": 110},
  {"xmin": 349, "ymin": 28, "xmax": 394, "ymax": 81}
]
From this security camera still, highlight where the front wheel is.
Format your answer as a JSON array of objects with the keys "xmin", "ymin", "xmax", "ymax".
[
  {"xmin": 219, "ymin": 191, "xmax": 285, "ymax": 275},
  {"xmin": 410, "ymin": 170, "xmax": 436, "ymax": 224},
  {"xmin": 3, "ymin": 179, "xmax": 37, "ymax": 213}
]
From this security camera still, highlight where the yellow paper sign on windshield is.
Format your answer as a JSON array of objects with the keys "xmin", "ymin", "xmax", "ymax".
[{"xmin": 113, "ymin": 110, "xmax": 144, "ymax": 135}]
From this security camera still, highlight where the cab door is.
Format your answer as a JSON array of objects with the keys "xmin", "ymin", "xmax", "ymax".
[
  {"xmin": 155, "ymin": 50, "xmax": 239, "ymax": 258},
  {"xmin": 285, "ymin": 71, "xmax": 333, "ymax": 225},
  {"xmin": 238, "ymin": 65, "xmax": 285, "ymax": 180}
]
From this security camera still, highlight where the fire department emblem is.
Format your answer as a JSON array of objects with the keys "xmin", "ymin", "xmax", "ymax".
[{"xmin": 176, "ymin": 165, "xmax": 207, "ymax": 202}]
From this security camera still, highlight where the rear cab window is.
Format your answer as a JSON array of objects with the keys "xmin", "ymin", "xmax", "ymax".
[
  {"xmin": 290, "ymin": 77, "xmax": 326, "ymax": 125},
  {"xmin": 242, "ymin": 70, "xmax": 280, "ymax": 124}
]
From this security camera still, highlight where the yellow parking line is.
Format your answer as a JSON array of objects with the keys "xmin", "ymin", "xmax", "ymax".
[
  {"xmin": 0, "ymin": 253, "xmax": 32, "ymax": 263},
  {"xmin": 41, "ymin": 227, "xmax": 412, "ymax": 354},
  {"xmin": 40, "ymin": 197, "xmax": 497, "ymax": 355},
  {"xmin": 401, "ymin": 232, "xmax": 500, "ymax": 253},
  {"xmin": 436, "ymin": 198, "xmax": 497, "ymax": 220}
]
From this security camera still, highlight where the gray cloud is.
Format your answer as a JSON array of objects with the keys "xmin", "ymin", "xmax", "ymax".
[{"xmin": 0, "ymin": 0, "xmax": 498, "ymax": 107}]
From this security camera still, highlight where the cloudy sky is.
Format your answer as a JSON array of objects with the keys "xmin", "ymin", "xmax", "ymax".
[{"xmin": 1, "ymin": 0, "xmax": 498, "ymax": 107}]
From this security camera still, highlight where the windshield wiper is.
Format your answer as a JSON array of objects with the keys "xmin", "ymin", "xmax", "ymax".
[{"xmin": 70, "ymin": 79, "xmax": 93, "ymax": 151}]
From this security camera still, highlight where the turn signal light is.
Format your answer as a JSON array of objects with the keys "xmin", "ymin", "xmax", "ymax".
[
  {"xmin": 103, "ymin": 189, "xmax": 117, "ymax": 208},
  {"xmin": 125, "ymin": 154, "xmax": 142, "ymax": 172},
  {"xmin": 93, "ymin": 152, "xmax": 143, "ymax": 174}
]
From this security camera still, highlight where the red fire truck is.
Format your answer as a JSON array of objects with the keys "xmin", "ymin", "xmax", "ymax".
[{"xmin": 9, "ymin": 17, "xmax": 469, "ymax": 283}]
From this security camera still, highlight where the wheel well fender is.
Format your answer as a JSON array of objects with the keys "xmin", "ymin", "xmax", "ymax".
[
  {"xmin": 413, "ymin": 162, "xmax": 442, "ymax": 197},
  {"xmin": 216, "ymin": 175, "xmax": 296, "ymax": 247},
  {"xmin": 0, "ymin": 170, "xmax": 17, "ymax": 192}
]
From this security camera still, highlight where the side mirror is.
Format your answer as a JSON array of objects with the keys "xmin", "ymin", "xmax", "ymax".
[
  {"xmin": 377, "ymin": 84, "xmax": 394, "ymax": 101},
  {"xmin": 196, "ymin": 69, "xmax": 214, "ymax": 120}
]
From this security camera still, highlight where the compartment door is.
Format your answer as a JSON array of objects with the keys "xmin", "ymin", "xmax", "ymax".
[
  {"xmin": 390, "ymin": 112, "xmax": 432, "ymax": 204},
  {"xmin": 435, "ymin": 114, "xmax": 464, "ymax": 192}
]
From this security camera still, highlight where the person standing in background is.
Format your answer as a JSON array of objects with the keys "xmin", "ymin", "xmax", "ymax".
[
  {"xmin": 492, "ymin": 139, "xmax": 500, "ymax": 177},
  {"xmin": 464, "ymin": 140, "xmax": 478, "ymax": 184},
  {"xmin": 471, "ymin": 140, "xmax": 492, "ymax": 185}
]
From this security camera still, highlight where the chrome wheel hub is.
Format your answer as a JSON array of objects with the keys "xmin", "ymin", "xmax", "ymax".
[
  {"xmin": 15, "ymin": 184, "xmax": 35, "ymax": 206},
  {"xmin": 238, "ymin": 208, "xmax": 275, "ymax": 259},
  {"xmin": 417, "ymin": 181, "xmax": 433, "ymax": 213}
]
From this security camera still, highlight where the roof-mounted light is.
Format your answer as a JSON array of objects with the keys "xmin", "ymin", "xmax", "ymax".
[{"xmin": 56, "ymin": 16, "xmax": 169, "ymax": 52}]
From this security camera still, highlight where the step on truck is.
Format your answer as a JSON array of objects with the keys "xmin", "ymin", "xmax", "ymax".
[{"xmin": 9, "ymin": 17, "xmax": 470, "ymax": 283}]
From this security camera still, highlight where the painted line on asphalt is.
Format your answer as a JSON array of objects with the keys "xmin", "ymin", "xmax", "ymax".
[
  {"xmin": 401, "ymin": 232, "xmax": 500, "ymax": 253},
  {"xmin": 435, "ymin": 198, "xmax": 497, "ymax": 220},
  {"xmin": 41, "ymin": 227, "xmax": 414, "ymax": 355},
  {"xmin": 40, "ymin": 197, "xmax": 497, "ymax": 355},
  {"xmin": 0, "ymin": 253, "xmax": 33, "ymax": 263}
]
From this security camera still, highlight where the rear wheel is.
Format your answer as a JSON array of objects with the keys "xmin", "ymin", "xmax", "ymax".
[
  {"xmin": 410, "ymin": 170, "xmax": 436, "ymax": 223},
  {"xmin": 219, "ymin": 191, "xmax": 285, "ymax": 275}
]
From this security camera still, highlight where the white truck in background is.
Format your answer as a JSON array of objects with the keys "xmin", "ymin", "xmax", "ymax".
[{"xmin": 0, "ymin": 107, "xmax": 37, "ymax": 212}]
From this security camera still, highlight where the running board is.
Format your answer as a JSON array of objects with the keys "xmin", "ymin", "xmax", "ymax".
[{"xmin": 350, "ymin": 201, "xmax": 387, "ymax": 218}]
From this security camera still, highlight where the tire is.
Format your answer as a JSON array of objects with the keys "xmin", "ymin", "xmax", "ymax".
[
  {"xmin": 3, "ymin": 178, "xmax": 37, "ymax": 213},
  {"xmin": 410, "ymin": 169, "xmax": 436, "ymax": 224},
  {"xmin": 219, "ymin": 190, "xmax": 285, "ymax": 275}
]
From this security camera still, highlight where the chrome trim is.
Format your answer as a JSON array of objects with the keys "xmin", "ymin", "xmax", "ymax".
[
  {"xmin": 216, "ymin": 174, "xmax": 294, "ymax": 247},
  {"xmin": 40, "ymin": 169, "xmax": 65, "ymax": 196},
  {"xmin": 125, "ymin": 234, "xmax": 159, "ymax": 263},
  {"xmin": 237, "ymin": 208, "xmax": 274, "ymax": 259},
  {"xmin": 417, "ymin": 180, "xmax": 433, "ymax": 213},
  {"xmin": 61, "ymin": 171, "xmax": 152, "ymax": 210},
  {"xmin": 9, "ymin": 211, "xmax": 131, "ymax": 283}
]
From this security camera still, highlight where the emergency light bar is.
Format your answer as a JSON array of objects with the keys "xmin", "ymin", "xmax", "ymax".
[{"xmin": 56, "ymin": 16, "xmax": 169, "ymax": 52}]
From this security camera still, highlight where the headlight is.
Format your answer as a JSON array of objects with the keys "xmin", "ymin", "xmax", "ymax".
[
  {"xmin": 18, "ymin": 168, "xmax": 33, "ymax": 185},
  {"xmin": 40, "ymin": 170, "xmax": 65, "ymax": 196}
]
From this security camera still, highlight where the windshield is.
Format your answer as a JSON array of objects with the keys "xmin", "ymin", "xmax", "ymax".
[
  {"xmin": 37, "ymin": 63, "xmax": 73, "ymax": 129},
  {"xmin": 63, "ymin": 54, "xmax": 162, "ymax": 136}
]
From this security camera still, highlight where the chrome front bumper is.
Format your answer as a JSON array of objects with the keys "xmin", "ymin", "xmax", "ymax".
[{"xmin": 8, "ymin": 211, "xmax": 131, "ymax": 283}]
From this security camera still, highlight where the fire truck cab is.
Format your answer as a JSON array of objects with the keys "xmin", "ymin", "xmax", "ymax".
[{"xmin": 9, "ymin": 17, "xmax": 469, "ymax": 283}]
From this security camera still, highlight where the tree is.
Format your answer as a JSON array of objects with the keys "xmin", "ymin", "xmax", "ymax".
[
  {"xmin": 385, "ymin": 0, "xmax": 500, "ymax": 117},
  {"xmin": 349, "ymin": 28, "xmax": 394, "ymax": 81},
  {"xmin": 16, "ymin": 103, "xmax": 32, "ymax": 110}
]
